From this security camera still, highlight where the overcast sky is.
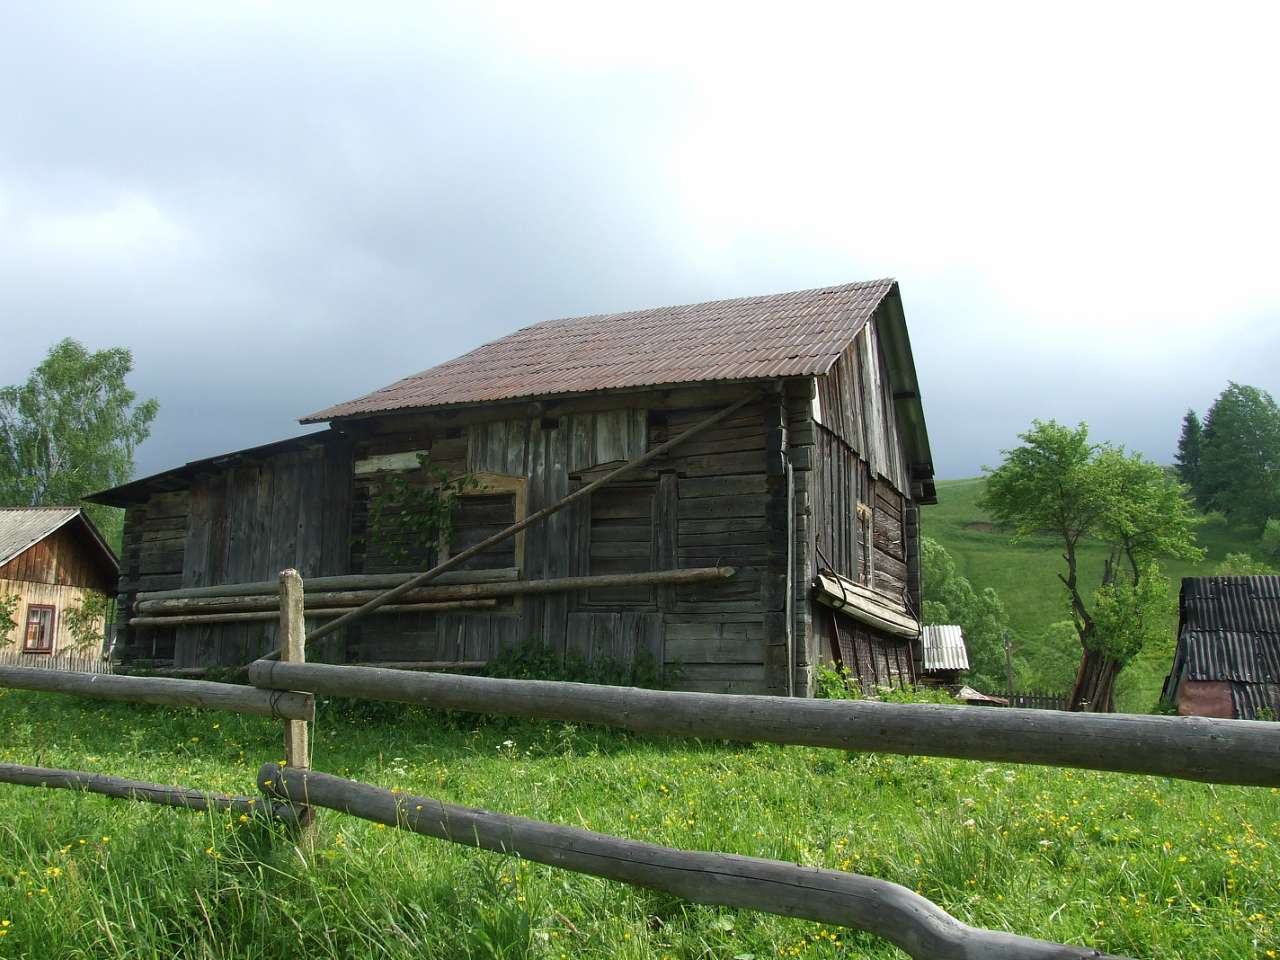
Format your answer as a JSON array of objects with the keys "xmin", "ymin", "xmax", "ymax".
[{"xmin": 2, "ymin": 2, "xmax": 1277, "ymax": 482}]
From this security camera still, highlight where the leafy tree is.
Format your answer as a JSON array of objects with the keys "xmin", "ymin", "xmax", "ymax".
[
  {"xmin": 1214, "ymin": 552, "xmax": 1277, "ymax": 576},
  {"xmin": 1015, "ymin": 621, "xmax": 1084, "ymax": 691},
  {"xmin": 0, "ymin": 339, "xmax": 157, "ymax": 546},
  {"xmin": 1174, "ymin": 408, "xmax": 1203, "ymax": 497},
  {"xmin": 981, "ymin": 420, "xmax": 1202, "ymax": 712},
  {"xmin": 920, "ymin": 536, "xmax": 1010, "ymax": 691},
  {"xmin": 1198, "ymin": 383, "xmax": 1280, "ymax": 530},
  {"xmin": 1261, "ymin": 517, "xmax": 1280, "ymax": 559}
]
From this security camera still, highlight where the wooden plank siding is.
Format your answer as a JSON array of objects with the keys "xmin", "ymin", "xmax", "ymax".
[
  {"xmin": 116, "ymin": 356, "xmax": 924, "ymax": 697},
  {"xmin": 807, "ymin": 312, "xmax": 921, "ymax": 694}
]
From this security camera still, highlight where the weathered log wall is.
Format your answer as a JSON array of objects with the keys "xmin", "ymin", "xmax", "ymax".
[{"xmin": 806, "ymin": 309, "xmax": 920, "ymax": 693}]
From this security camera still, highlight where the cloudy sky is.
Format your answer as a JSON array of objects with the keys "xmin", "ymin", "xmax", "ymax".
[{"xmin": 2, "ymin": 2, "xmax": 1277, "ymax": 481}]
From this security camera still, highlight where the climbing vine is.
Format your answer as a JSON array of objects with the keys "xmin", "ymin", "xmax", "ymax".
[{"xmin": 366, "ymin": 455, "xmax": 479, "ymax": 570}]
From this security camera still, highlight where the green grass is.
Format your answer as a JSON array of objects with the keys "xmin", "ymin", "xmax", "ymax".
[
  {"xmin": 923, "ymin": 478, "xmax": 1262, "ymax": 712},
  {"xmin": 1, "ymin": 692, "xmax": 1277, "ymax": 958}
]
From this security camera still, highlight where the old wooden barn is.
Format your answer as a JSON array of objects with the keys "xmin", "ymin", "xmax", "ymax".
[{"xmin": 89, "ymin": 279, "xmax": 935, "ymax": 696}]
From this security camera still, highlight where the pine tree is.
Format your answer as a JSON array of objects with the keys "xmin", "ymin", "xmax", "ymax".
[
  {"xmin": 1199, "ymin": 383, "xmax": 1280, "ymax": 530},
  {"xmin": 1174, "ymin": 408, "xmax": 1203, "ymax": 503}
]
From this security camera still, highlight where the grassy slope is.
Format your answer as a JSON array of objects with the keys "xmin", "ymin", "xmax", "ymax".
[
  {"xmin": 923, "ymin": 478, "xmax": 1258, "ymax": 712},
  {"xmin": 0, "ymin": 693, "xmax": 1277, "ymax": 959}
]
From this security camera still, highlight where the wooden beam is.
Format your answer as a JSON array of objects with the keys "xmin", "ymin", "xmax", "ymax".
[
  {"xmin": 129, "ymin": 599, "xmax": 497, "ymax": 626},
  {"xmin": 247, "ymin": 661, "xmax": 1280, "ymax": 787},
  {"xmin": 258, "ymin": 765, "xmax": 1130, "ymax": 960},
  {"xmin": 135, "ymin": 568, "xmax": 519, "ymax": 603},
  {"xmin": 301, "ymin": 393, "xmax": 762, "ymax": 647},
  {"xmin": 0, "ymin": 665, "xmax": 314, "ymax": 721},
  {"xmin": 0, "ymin": 762, "xmax": 298, "ymax": 822},
  {"xmin": 139, "ymin": 568, "xmax": 735, "ymax": 616}
]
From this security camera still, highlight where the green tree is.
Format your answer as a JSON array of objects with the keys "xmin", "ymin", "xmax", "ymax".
[
  {"xmin": 1198, "ymin": 383, "xmax": 1280, "ymax": 530},
  {"xmin": 1174, "ymin": 408, "xmax": 1203, "ymax": 498},
  {"xmin": 1214, "ymin": 552, "xmax": 1277, "ymax": 576},
  {"xmin": 920, "ymin": 536, "xmax": 1011, "ymax": 691},
  {"xmin": 980, "ymin": 420, "xmax": 1202, "ymax": 712},
  {"xmin": 1262, "ymin": 518, "xmax": 1280, "ymax": 559},
  {"xmin": 0, "ymin": 339, "xmax": 157, "ymax": 546}
]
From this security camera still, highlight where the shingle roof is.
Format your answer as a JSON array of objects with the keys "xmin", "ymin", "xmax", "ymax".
[
  {"xmin": 303, "ymin": 279, "xmax": 898, "ymax": 422},
  {"xmin": 921, "ymin": 624, "xmax": 969, "ymax": 672},
  {"xmin": 0, "ymin": 507, "xmax": 82, "ymax": 567}
]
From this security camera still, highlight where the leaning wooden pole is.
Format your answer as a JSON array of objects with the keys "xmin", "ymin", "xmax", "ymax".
[
  {"xmin": 248, "ymin": 662, "xmax": 1280, "ymax": 787},
  {"xmin": 0, "ymin": 664, "xmax": 314, "ymax": 721},
  {"xmin": 259, "ymin": 765, "xmax": 1130, "ymax": 960},
  {"xmin": 299, "ymin": 392, "xmax": 761, "ymax": 648},
  {"xmin": 0, "ymin": 762, "xmax": 298, "ymax": 822}
]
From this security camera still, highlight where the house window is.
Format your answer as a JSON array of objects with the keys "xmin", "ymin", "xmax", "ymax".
[
  {"xmin": 23, "ymin": 604, "xmax": 56, "ymax": 654},
  {"xmin": 441, "ymin": 473, "xmax": 527, "ymax": 574},
  {"xmin": 586, "ymin": 483, "xmax": 655, "ymax": 605}
]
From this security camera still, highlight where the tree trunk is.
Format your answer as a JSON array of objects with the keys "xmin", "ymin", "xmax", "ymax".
[{"xmin": 1069, "ymin": 647, "xmax": 1119, "ymax": 712}]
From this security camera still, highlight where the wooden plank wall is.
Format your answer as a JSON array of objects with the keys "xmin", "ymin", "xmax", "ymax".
[
  {"xmin": 167, "ymin": 437, "xmax": 352, "ymax": 668},
  {"xmin": 0, "ymin": 523, "xmax": 115, "ymax": 591},
  {"xmin": 806, "ymin": 313, "xmax": 920, "ymax": 694},
  {"xmin": 118, "ymin": 490, "xmax": 190, "ymax": 660},
  {"xmin": 346, "ymin": 401, "xmax": 774, "ymax": 693},
  {"xmin": 0, "ymin": 579, "xmax": 108, "ymax": 655}
]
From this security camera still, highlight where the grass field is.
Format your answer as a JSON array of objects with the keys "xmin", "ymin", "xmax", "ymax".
[
  {"xmin": 922, "ymin": 478, "xmax": 1262, "ymax": 712},
  {"xmin": 1, "ymin": 691, "xmax": 1278, "ymax": 959}
]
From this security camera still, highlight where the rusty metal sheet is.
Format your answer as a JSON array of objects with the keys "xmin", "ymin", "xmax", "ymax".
[{"xmin": 303, "ymin": 279, "xmax": 898, "ymax": 422}]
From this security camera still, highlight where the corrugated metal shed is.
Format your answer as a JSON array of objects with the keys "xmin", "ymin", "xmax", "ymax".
[
  {"xmin": 0, "ymin": 507, "xmax": 81, "ymax": 568},
  {"xmin": 921, "ymin": 624, "xmax": 969, "ymax": 672},
  {"xmin": 303, "ymin": 279, "xmax": 897, "ymax": 422},
  {"xmin": 1172, "ymin": 576, "xmax": 1280, "ymax": 720}
]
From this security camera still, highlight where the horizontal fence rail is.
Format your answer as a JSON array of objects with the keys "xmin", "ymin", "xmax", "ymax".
[
  {"xmin": 0, "ymin": 664, "xmax": 314, "ymax": 721},
  {"xmin": 0, "ymin": 762, "xmax": 299, "ymax": 822},
  {"xmin": 249, "ymin": 660, "xmax": 1280, "ymax": 787},
  {"xmin": 259, "ymin": 765, "xmax": 1130, "ymax": 960}
]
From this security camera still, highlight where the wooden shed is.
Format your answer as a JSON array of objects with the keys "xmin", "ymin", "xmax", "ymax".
[
  {"xmin": 1162, "ymin": 576, "xmax": 1280, "ymax": 719},
  {"xmin": 0, "ymin": 508, "xmax": 118, "ymax": 658},
  {"xmin": 89, "ymin": 279, "xmax": 935, "ymax": 696}
]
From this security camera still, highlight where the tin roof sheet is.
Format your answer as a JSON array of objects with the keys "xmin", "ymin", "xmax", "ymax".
[
  {"xmin": 921, "ymin": 624, "xmax": 969, "ymax": 672},
  {"xmin": 1177, "ymin": 577, "xmax": 1280, "ymax": 687},
  {"xmin": 303, "ymin": 279, "xmax": 897, "ymax": 422}
]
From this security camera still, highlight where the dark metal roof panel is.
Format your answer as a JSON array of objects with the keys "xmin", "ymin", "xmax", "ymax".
[
  {"xmin": 1229, "ymin": 682, "xmax": 1280, "ymax": 721},
  {"xmin": 1177, "ymin": 576, "xmax": 1280, "ymax": 685},
  {"xmin": 303, "ymin": 280, "xmax": 897, "ymax": 422}
]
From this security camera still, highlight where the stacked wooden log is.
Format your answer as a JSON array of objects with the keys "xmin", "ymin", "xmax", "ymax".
[{"xmin": 129, "ymin": 567, "xmax": 736, "ymax": 627}]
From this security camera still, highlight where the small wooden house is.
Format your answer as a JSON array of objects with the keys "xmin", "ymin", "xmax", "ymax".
[
  {"xmin": 1162, "ymin": 576, "xmax": 1280, "ymax": 719},
  {"xmin": 90, "ymin": 279, "xmax": 936, "ymax": 696},
  {"xmin": 0, "ymin": 508, "xmax": 118, "ymax": 658}
]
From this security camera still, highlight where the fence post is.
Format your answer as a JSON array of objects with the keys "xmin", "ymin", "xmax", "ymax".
[{"xmin": 278, "ymin": 569, "xmax": 313, "ymax": 836}]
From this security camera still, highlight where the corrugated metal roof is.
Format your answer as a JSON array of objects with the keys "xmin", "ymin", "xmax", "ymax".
[
  {"xmin": 921, "ymin": 624, "xmax": 969, "ymax": 672},
  {"xmin": 1230, "ymin": 682, "xmax": 1280, "ymax": 721},
  {"xmin": 303, "ymin": 279, "xmax": 898, "ymax": 422},
  {"xmin": 0, "ymin": 507, "xmax": 81, "ymax": 567},
  {"xmin": 1175, "ymin": 577, "xmax": 1280, "ymax": 719}
]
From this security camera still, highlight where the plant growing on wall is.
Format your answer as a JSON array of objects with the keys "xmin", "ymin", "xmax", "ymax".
[
  {"xmin": 0, "ymin": 593, "xmax": 18, "ymax": 646},
  {"xmin": 63, "ymin": 591, "xmax": 112, "ymax": 653},
  {"xmin": 366, "ymin": 455, "xmax": 479, "ymax": 570}
]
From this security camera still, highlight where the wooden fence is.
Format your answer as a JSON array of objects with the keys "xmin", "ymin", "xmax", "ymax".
[
  {"xmin": 1006, "ymin": 689, "xmax": 1069, "ymax": 711},
  {"xmin": 5, "ymin": 569, "xmax": 1279, "ymax": 958},
  {"xmin": 0, "ymin": 649, "xmax": 113, "ymax": 674}
]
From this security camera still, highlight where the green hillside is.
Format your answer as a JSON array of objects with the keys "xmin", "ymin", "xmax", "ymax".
[{"xmin": 922, "ymin": 477, "xmax": 1260, "ymax": 712}]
